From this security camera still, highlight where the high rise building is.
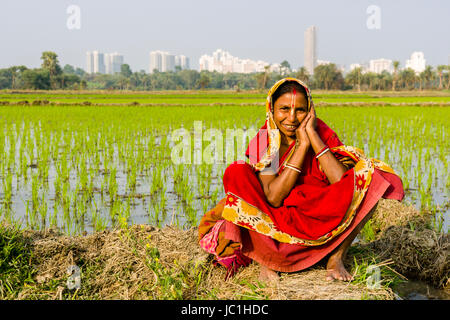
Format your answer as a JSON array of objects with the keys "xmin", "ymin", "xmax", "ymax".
[
  {"xmin": 161, "ymin": 52, "xmax": 175, "ymax": 72},
  {"xmin": 150, "ymin": 51, "xmax": 190, "ymax": 73},
  {"xmin": 149, "ymin": 51, "xmax": 163, "ymax": 73},
  {"xmin": 93, "ymin": 51, "xmax": 105, "ymax": 74},
  {"xmin": 86, "ymin": 52, "xmax": 94, "ymax": 74},
  {"xmin": 105, "ymin": 52, "xmax": 124, "ymax": 74},
  {"xmin": 304, "ymin": 25, "xmax": 317, "ymax": 75},
  {"xmin": 175, "ymin": 55, "xmax": 190, "ymax": 70},
  {"xmin": 199, "ymin": 49, "xmax": 270, "ymax": 73},
  {"xmin": 86, "ymin": 51, "xmax": 106, "ymax": 74},
  {"xmin": 369, "ymin": 58, "xmax": 393, "ymax": 73},
  {"xmin": 405, "ymin": 51, "xmax": 426, "ymax": 74}
]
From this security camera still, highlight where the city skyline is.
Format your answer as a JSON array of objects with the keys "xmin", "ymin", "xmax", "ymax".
[
  {"xmin": 81, "ymin": 46, "xmax": 429, "ymax": 76},
  {"xmin": 3, "ymin": 1, "xmax": 447, "ymax": 72}
]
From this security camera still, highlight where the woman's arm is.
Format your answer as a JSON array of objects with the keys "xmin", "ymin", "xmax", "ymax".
[
  {"xmin": 306, "ymin": 103, "xmax": 347, "ymax": 184},
  {"xmin": 257, "ymin": 115, "xmax": 311, "ymax": 208},
  {"xmin": 257, "ymin": 143, "xmax": 309, "ymax": 207}
]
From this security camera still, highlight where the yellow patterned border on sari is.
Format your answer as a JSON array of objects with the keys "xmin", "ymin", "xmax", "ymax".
[{"xmin": 222, "ymin": 146, "xmax": 400, "ymax": 246}]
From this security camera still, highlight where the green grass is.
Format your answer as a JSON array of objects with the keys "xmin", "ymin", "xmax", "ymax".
[
  {"xmin": 0, "ymin": 90, "xmax": 448, "ymax": 235},
  {"xmin": 0, "ymin": 223, "xmax": 36, "ymax": 299}
]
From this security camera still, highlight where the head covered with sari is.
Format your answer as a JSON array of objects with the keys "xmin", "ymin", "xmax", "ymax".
[{"xmin": 246, "ymin": 77, "xmax": 313, "ymax": 171}]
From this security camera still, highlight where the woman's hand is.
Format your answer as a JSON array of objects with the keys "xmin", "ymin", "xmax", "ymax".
[
  {"xmin": 305, "ymin": 100, "xmax": 317, "ymax": 135},
  {"xmin": 295, "ymin": 113, "xmax": 311, "ymax": 149}
]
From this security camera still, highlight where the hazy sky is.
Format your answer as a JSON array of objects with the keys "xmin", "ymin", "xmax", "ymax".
[{"xmin": 1, "ymin": 0, "xmax": 449, "ymax": 72}]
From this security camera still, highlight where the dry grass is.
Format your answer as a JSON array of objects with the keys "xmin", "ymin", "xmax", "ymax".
[
  {"xmin": 14, "ymin": 225, "xmax": 392, "ymax": 300},
  {"xmin": 4, "ymin": 199, "xmax": 448, "ymax": 300}
]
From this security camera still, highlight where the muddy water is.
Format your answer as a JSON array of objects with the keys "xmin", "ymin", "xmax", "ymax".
[{"xmin": 393, "ymin": 280, "xmax": 449, "ymax": 300}]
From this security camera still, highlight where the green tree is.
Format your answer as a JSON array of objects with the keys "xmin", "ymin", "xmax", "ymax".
[
  {"xmin": 295, "ymin": 66, "xmax": 310, "ymax": 84},
  {"xmin": 197, "ymin": 72, "xmax": 210, "ymax": 89},
  {"xmin": 345, "ymin": 67, "xmax": 363, "ymax": 91},
  {"xmin": 400, "ymin": 68, "xmax": 416, "ymax": 90},
  {"xmin": 22, "ymin": 69, "xmax": 51, "ymax": 90},
  {"xmin": 63, "ymin": 64, "xmax": 76, "ymax": 74},
  {"xmin": 313, "ymin": 63, "xmax": 344, "ymax": 90},
  {"xmin": 40, "ymin": 51, "xmax": 62, "ymax": 89},
  {"xmin": 436, "ymin": 65, "xmax": 446, "ymax": 89},
  {"xmin": 280, "ymin": 60, "xmax": 291, "ymax": 76},
  {"xmin": 392, "ymin": 60, "xmax": 400, "ymax": 91},
  {"xmin": 120, "ymin": 64, "xmax": 132, "ymax": 78}
]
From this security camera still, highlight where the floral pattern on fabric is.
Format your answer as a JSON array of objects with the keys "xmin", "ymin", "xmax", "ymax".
[{"xmin": 222, "ymin": 145, "xmax": 400, "ymax": 246}]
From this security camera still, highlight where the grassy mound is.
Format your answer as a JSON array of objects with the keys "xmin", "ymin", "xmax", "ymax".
[{"xmin": 0, "ymin": 199, "xmax": 448, "ymax": 300}]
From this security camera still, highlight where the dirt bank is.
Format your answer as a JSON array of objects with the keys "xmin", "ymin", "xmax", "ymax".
[{"xmin": 2, "ymin": 199, "xmax": 448, "ymax": 300}]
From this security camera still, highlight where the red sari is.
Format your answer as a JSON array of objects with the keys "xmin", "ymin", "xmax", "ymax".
[{"xmin": 198, "ymin": 78, "xmax": 404, "ymax": 276}]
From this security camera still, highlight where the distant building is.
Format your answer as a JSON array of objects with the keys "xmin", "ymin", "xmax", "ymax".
[
  {"xmin": 317, "ymin": 59, "xmax": 331, "ymax": 66},
  {"xmin": 175, "ymin": 55, "xmax": 190, "ymax": 70},
  {"xmin": 369, "ymin": 58, "xmax": 392, "ymax": 73},
  {"xmin": 105, "ymin": 52, "xmax": 124, "ymax": 75},
  {"xmin": 405, "ymin": 51, "xmax": 426, "ymax": 74},
  {"xmin": 86, "ymin": 52, "xmax": 94, "ymax": 74},
  {"xmin": 150, "ymin": 51, "xmax": 189, "ymax": 73},
  {"xmin": 86, "ymin": 51, "xmax": 106, "ymax": 74},
  {"xmin": 149, "ymin": 51, "xmax": 163, "ymax": 73},
  {"xmin": 199, "ymin": 49, "xmax": 270, "ymax": 73},
  {"xmin": 350, "ymin": 63, "xmax": 362, "ymax": 71},
  {"xmin": 304, "ymin": 25, "xmax": 317, "ymax": 75}
]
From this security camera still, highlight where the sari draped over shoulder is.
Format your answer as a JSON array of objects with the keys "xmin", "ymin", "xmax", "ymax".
[{"xmin": 198, "ymin": 78, "xmax": 405, "ymax": 277}]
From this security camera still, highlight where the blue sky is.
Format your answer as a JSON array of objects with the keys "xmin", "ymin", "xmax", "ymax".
[{"xmin": 1, "ymin": 0, "xmax": 449, "ymax": 71}]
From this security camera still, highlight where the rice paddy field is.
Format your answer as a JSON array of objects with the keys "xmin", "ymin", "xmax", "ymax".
[{"xmin": 0, "ymin": 89, "xmax": 449, "ymax": 236}]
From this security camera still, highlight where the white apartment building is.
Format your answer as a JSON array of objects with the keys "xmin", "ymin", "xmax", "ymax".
[
  {"xmin": 104, "ymin": 52, "xmax": 124, "ymax": 75},
  {"xmin": 150, "ymin": 51, "xmax": 189, "ymax": 73},
  {"xmin": 86, "ymin": 51, "xmax": 105, "ymax": 74},
  {"xmin": 405, "ymin": 51, "xmax": 426, "ymax": 74},
  {"xmin": 369, "ymin": 58, "xmax": 393, "ymax": 74},
  {"xmin": 199, "ymin": 49, "xmax": 270, "ymax": 74},
  {"xmin": 86, "ymin": 52, "xmax": 94, "ymax": 74},
  {"xmin": 175, "ymin": 55, "xmax": 190, "ymax": 70}
]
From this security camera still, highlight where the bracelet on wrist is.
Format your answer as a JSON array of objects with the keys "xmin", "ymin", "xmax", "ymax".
[
  {"xmin": 284, "ymin": 163, "xmax": 302, "ymax": 174},
  {"xmin": 315, "ymin": 147, "xmax": 330, "ymax": 159}
]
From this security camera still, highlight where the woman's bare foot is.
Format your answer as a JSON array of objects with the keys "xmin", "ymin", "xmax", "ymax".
[
  {"xmin": 326, "ymin": 254, "xmax": 353, "ymax": 281},
  {"xmin": 259, "ymin": 265, "xmax": 279, "ymax": 282}
]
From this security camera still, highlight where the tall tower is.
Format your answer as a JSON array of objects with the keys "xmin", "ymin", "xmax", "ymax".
[
  {"xmin": 92, "ymin": 51, "xmax": 105, "ymax": 74},
  {"xmin": 149, "ymin": 51, "xmax": 163, "ymax": 73},
  {"xmin": 304, "ymin": 25, "xmax": 317, "ymax": 75},
  {"xmin": 86, "ymin": 52, "xmax": 94, "ymax": 74}
]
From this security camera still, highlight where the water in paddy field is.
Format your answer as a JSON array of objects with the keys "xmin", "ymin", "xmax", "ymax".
[{"xmin": 1, "ymin": 105, "xmax": 449, "ymax": 300}]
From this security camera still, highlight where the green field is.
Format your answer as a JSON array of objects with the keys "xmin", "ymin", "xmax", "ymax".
[{"xmin": 0, "ymin": 90, "xmax": 449, "ymax": 235}]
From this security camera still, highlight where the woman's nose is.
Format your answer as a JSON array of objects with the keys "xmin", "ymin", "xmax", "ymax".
[{"xmin": 287, "ymin": 108, "xmax": 296, "ymax": 122}]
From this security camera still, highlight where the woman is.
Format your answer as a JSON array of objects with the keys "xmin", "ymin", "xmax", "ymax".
[{"xmin": 198, "ymin": 78, "xmax": 404, "ymax": 282}]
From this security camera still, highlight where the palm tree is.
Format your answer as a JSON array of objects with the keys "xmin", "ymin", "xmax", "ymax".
[
  {"xmin": 263, "ymin": 65, "xmax": 270, "ymax": 89},
  {"xmin": 392, "ymin": 61, "xmax": 400, "ymax": 91},
  {"xmin": 295, "ymin": 66, "xmax": 310, "ymax": 84},
  {"xmin": 447, "ymin": 65, "xmax": 450, "ymax": 90},
  {"xmin": 400, "ymin": 68, "xmax": 415, "ymax": 90},
  {"xmin": 345, "ymin": 67, "xmax": 362, "ymax": 91},
  {"xmin": 280, "ymin": 60, "xmax": 291, "ymax": 76},
  {"xmin": 421, "ymin": 66, "xmax": 433, "ymax": 90},
  {"xmin": 436, "ymin": 65, "xmax": 445, "ymax": 90},
  {"xmin": 41, "ymin": 51, "xmax": 62, "ymax": 89},
  {"xmin": 198, "ymin": 73, "xmax": 210, "ymax": 89}
]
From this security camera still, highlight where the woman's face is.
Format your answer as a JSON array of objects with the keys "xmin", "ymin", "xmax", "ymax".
[{"xmin": 272, "ymin": 91, "xmax": 308, "ymax": 140}]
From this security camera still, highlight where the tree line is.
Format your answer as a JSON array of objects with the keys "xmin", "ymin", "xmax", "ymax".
[{"xmin": 0, "ymin": 52, "xmax": 449, "ymax": 91}]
